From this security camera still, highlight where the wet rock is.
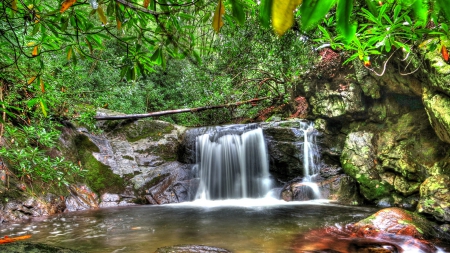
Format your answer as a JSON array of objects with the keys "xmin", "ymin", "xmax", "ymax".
[
  {"xmin": 353, "ymin": 207, "xmax": 450, "ymax": 242},
  {"xmin": 418, "ymin": 175, "xmax": 450, "ymax": 222},
  {"xmin": 143, "ymin": 162, "xmax": 195, "ymax": 204},
  {"xmin": 0, "ymin": 242, "xmax": 82, "ymax": 253},
  {"xmin": 309, "ymin": 82, "xmax": 366, "ymax": 118},
  {"xmin": 292, "ymin": 207, "xmax": 449, "ymax": 253},
  {"xmin": 65, "ymin": 184, "xmax": 98, "ymax": 212},
  {"xmin": 341, "ymin": 131, "xmax": 393, "ymax": 200},
  {"xmin": 0, "ymin": 195, "xmax": 65, "ymax": 223},
  {"xmin": 154, "ymin": 245, "xmax": 232, "ymax": 253}
]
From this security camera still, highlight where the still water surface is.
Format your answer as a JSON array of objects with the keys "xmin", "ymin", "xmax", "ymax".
[{"xmin": 2, "ymin": 200, "xmax": 381, "ymax": 253}]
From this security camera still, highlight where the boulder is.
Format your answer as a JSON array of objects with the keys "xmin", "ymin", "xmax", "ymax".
[
  {"xmin": 418, "ymin": 175, "xmax": 450, "ymax": 222},
  {"xmin": 154, "ymin": 245, "xmax": 232, "ymax": 253}
]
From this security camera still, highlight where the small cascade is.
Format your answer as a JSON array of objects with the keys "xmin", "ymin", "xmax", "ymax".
[
  {"xmin": 298, "ymin": 121, "xmax": 321, "ymax": 199},
  {"xmin": 194, "ymin": 125, "xmax": 271, "ymax": 200}
]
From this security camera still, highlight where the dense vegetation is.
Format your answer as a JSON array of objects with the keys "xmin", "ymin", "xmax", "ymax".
[{"xmin": 1, "ymin": 0, "xmax": 450, "ymax": 196}]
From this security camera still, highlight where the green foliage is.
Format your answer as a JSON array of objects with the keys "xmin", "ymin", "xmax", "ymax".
[{"xmin": 0, "ymin": 122, "xmax": 84, "ymax": 194}]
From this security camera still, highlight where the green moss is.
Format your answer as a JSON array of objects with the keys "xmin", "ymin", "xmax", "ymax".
[
  {"xmin": 122, "ymin": 155, "xmax": 134, "ymax": 160},
  {"xmin": 83, "ymin": 154, "xmax": 126, "ymax": 194},
  {"xmin": 74, "ymin": 134, "xmax": 125, "ymax": 194},
  {"xmin": 144, "ymin": 173, "xmax": 169, "ymax": 189},
  {"xmin": 122, "ymin": 120, "xmax": 175, "ymax": 142}
]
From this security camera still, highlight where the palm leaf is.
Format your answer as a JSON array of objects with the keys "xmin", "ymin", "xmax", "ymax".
[
  {"xmin": 336, "ymin": 0, "xmax": 356, "ymax": 44},
  {"xmin": 300, "ymin": 0, "xmax": 337, "ymax": 31}
]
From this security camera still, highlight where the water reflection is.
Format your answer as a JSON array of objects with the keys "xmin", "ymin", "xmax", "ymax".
[{"xmin": 2, "ymin": 201, "xmax": 382, "ymax": 253}]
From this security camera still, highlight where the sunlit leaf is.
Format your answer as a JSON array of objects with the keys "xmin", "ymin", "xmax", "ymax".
[
  {"xmin": 32, "ymin": 45, "xmax": 39, "ymax": 57},
  {"xmin": 144, "ymin": 0, "xmax": 151, "ymax": 8},
  {"xmin": 39, "ymin": 100, "xmax": 48, "ymax": 117},
  {"xmin": 336, "ymin": 0, "xmax": 356, "ymax": 44},
  {"xmin": 67, "ymin": 46, "xmax": 73, "ymax": 60},
  {"xmin": 116, "ymin": 17, "xmax": 122, "ymax": 29},
  {"xmin": 300, "ymin": 0, "xmax": 336, "ymax": 31},
  {"xmin": 150, "ymin": 48, "xmax": 162, "ymax": 64},
  {"xmin": 12, "ymin": 0, "xmax": 18, "ymax": 12},
  {"xmin": 97, "ymin": 6, "xmax": 108, "ymax": 25},
  {"xmin": 259, "ymin": 0, "xmax": 273, "ymax": 28},
  {"xmin": 60, "ymin": 0, "xmax": 77, "ymax": 13},
  {"xmin": 27, "ymin": 42, "xmax": 36, "ymax": 46},
  {"xmin": 212, "ymin": 0, "xmax": 225, "ymax": 33},
  {"xmin": 411, "ymin": 0, "xmax": 428, "ymax": 27},
  {"xmin": 272, "ymin": 0, "xmax": 302, "ymax": 36},
  {"xmin": 40, "ymin": 78, "xmax": 45, "ymax": 93},
  {"xmin": 28, "ymin": 76, "xmax": 37, "ymax": 85}
]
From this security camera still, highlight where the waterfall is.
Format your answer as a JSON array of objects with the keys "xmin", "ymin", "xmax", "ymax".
[
  {"xmin": 298, "ymin": 121, "xmax": 321, "ymax": 199},
  {"xmin": 299, "ymin": 121, "xmax": 320, "ymax": 181},
  {"xmin": 194, "ymin": 126, "xmax": 271, "ymax": 200}
]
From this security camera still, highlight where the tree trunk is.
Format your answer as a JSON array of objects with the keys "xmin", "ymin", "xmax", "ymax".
[{"xmin": 94, "ymin": 97, "xmax": 272, "ymax": 120}]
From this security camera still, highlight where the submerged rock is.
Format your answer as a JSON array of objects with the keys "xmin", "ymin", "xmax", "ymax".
[
  {"xmin": 292, "ymin": 207, "xmax": 449, "ymax": 253},
  {"xmin": 0, "ymin": 242, "xmax": 82, "ymax": 253},
  {"xmin": 154, "ymin": 245, "xmax": 232, "ymax": 253}
]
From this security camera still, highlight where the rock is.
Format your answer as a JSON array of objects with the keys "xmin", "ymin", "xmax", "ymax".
[
  {"xmin": 341, "ymin": 131, "xmax": 393, "ymax": 200},
  {"xmin": 0, "ymin": 195, "xmax": 65, "ymax": 223},
  {"xmin": 143, "ymin": 162, "xmax": 195, "ymax": 204},
  {"xmin": 65, "ymin": 184, "xmax": 98, "ymax": 212},
  {"xmin": 423, "ymin": 86, "xmax": 450, "ymax": 144},
  {"xmin": 353, "ymin": 207, "xmax": 450, "ymax": 242},
  {"xmin": 418, "ymin": 175, "xmax": 450, "ymax": 222},
  {"xmin": 154, "ymin": 245, "xmax": 232, "ymax": 253},
  {"xmin": 0, "ymin": 242, "xmax": 82, "ymax": 253},
  {"xmin": 292, "ymin": 207, "xmax": 450, "ymax": 253},
  {"xmin": 310, "ymin": 82, "xmax": 366, "ymax": 118}
]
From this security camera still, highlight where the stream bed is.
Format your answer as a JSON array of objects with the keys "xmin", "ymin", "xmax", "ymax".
[
  {"xmin": 1, "ymin": 200, "xmax": 374, "ymax": 252},
  {"xmin": 1, "ymin": 200, "xmax": 447, "ymax": 253}
]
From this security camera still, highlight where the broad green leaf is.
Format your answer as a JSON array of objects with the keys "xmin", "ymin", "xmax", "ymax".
[
  {"xmin": 411, "ymin": 0, "xmax": 428, "ymax": 27},
  {"xmin": 259, "ymin": 0, "xmax": 273, "ymax": 28},
  {"xmin": 272, "ymin": 0, "xmax": 302, "ymax": 36},
  {"xmin": 151, "ymin": 48, "xmax": 162, "ymax": 64},
  {"xmin": 336, "ymin": 0, "xmax": 356, "ymax": 44},
  {"xmin": 202, "ymin": 12, "xmax": 212, "ymax": 23},
  {"xmin": 364, "ymin": 0, "xmax": 377, "ymax": 14},
  {"xmin": 435, "ymin": 0, "xmax": 450, "ymax": 20},
  {"xmin": 27, "ymin": 98, "xmax": 40, "ymax": 108},
  {"xmin": 230, "ymin": 0, "xmax": 246, "ymax": 25},
  {"xmin": 212, "ymin": 0, "xmax": 225, "ymax": 33},
  {"xmin": 300, "ymin": 0, "xmax": 336, "ymax": 31}
]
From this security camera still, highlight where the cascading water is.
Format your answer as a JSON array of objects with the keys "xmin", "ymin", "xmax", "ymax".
[
  {"xmin": 194, "ymin": 125, "xmax": 271, "ymax": 200},
  {"xmin": 298, "ymin": 121, "xmax": 321, "ymax": 199}
]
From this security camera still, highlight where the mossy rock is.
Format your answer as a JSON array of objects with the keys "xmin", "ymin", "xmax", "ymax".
[
  {"xmin": 0, "ymin": 242, "xmax": 83, "ymax": 253},
  {"xmin": 418, "ymin": 175, "xmax": 450, "ymax": 222},
  {"xmin": 120, "ymin": 119, "xmax": 175, "ymax": 142},
  {"xmin": 354, "ymin": 207, "xmax": 450, "ymax": 242},
  {"xmin": 82, "ymin": 154, "xmax": 126, "ymax": 195},
  {"xmin": 74, "ymin": 134, "xmax": 125, "ymax": 195},
  {"xmin": 423, "ymin": 87, "xmax": 450, "ymax": 144}
]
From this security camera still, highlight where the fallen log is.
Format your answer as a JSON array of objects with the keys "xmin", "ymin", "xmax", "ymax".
[{"xmin": 94, "ymin": 96, "xmax": 272, "ymax": 120}]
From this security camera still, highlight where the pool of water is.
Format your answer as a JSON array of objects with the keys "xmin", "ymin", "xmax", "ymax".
[{"xmin": 0, "ymin": 199, "xmax": 429, "ymax": 253}]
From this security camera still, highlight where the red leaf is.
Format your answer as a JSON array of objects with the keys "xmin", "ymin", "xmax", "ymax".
[{"xmin": 442, "ymin": 45, "xmax": 449, "ymax": 62}]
